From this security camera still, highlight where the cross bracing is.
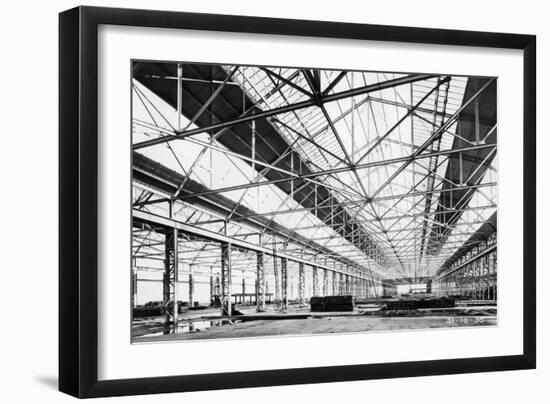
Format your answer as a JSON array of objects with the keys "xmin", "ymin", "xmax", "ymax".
[{"xmin": 132, "ymin": 62, "xmax": 497, "ymax": 286}]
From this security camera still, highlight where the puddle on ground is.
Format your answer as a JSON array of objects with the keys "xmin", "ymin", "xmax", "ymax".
[
  {"xmin": 141, "ymin": 319, "xmax": 232, "ymax": 338},
  {"xmin": 177, "ymin": 320, "xmax": 223, "ymax": 333}
]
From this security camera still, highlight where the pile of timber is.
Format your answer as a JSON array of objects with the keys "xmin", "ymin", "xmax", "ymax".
[
  {"xmin": 310, "ymin": 295, "xmax": 354, "ymax": 312},
  {"xmin": 133, "ymin": 301, "xmax": 186, "ymax": 318},
  {"xmin": 133, "ymin": 305, "xmax": 164, "ymax": 318},
  {"xmin": 383, "ymin": 297, "xmax": 455, "ymax": 310}
]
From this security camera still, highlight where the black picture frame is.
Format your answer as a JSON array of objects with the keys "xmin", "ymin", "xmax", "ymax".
[{"xmin": 59, "ymin": 5, "xmax": 536, "ymax": 398}]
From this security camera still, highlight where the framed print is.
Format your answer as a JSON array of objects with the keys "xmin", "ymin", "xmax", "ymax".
[{"xmin": 59, "ymin": 6, "xmax": 536, "ymax": 398}]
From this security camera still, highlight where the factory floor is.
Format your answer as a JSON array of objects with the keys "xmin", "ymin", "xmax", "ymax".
[{"xmin": 132, "ymin": 303, "xmax": 497, "ymax": 343}]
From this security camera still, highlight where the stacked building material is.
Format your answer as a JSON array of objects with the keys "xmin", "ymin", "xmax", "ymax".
[
  {"xmin": 310, "ymin": 296, "xmax": 325, "ymax": 312},
  {"xmin": 133, "ymin": 301, "xmax": 186, "ymax": 318},
  {"xmin": 133, "ymin": 305, "xmax": 164, "ymax": 318},
  {"xmin": 310, "ymin": 295, "xmax": 354, "ymax": 312},
  {"xmin": 384, "ymin": 297, "xmax": 455, "ymax": 310}
]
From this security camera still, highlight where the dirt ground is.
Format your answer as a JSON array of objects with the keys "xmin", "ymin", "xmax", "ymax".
[{"xmin": 134, "ymin": 312, "xmax": 497, "ymax": 343}]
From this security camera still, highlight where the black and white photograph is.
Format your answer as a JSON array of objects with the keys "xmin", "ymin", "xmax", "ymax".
[
  {"xmin": 0, "ymin": 0, "xmax": 544, "ymax": 401},
  {"xmin": 131, "ymin": 61, "xmax": 498, "ymax": 343}
]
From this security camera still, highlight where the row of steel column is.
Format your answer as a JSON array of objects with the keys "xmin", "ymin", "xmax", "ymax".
[
  {"xmin": 160, "ymin": 237, "xmax": 378, "ymax": 333},
  {"xmin": 218, "ymin": 243, "xmax": 374, "ymax": 316},
  {"xmin": 438, "ymin": 246, "xmax": 497, "ymax": 300}
]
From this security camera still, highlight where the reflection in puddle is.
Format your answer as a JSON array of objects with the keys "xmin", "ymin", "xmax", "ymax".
[
  {"xmin": 177, "ymin": 320, "xmax": 221, "ymax": 333},
  {"xmin": 142, "ymin": 319, "xmax": 231, "ymax": 338}
]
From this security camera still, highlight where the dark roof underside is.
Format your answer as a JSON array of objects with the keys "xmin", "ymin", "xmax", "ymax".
[
  {"xmin": 134, "ymin": 61, "xmax": 385, "ymax": 263},
  {"xmin": 427, "ymin": 78, "xmax": 497, "ymax": 255}
]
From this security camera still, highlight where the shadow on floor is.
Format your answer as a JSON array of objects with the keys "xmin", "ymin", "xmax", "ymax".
[{"xmin": 36, "ymin": 375, "xmax": 58, "ymax": 390}]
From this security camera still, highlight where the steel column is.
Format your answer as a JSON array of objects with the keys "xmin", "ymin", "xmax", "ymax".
[
  {"xmin": 220, "ymin": 243, "xmax": 232, "ymax": 316},
  {"xmin": 257, "ymin": 252, "xmax": 266, "ymax": 312},
  {"xmin": 312, "ymin": 266, "xmax": 319, "ymax": 297},
  {"xmin": 188, "ymin": 265, "xmax": 194, "ymax": 307},
  {"xmin": 281, "ymin": 258, "xmax": 288, "ymax": 310},
  {"xmin": 209, "ymin": 270, "xmax": 214, "ymax": 306},
  {"xmin": 273, "ymin": 253, "xmax": 281, "ymax": 308},
  {"xmin": 163, "ymin": 229, "xmax": 178, "ymax": 333},
  {"xmin": 298, "ymin": 262, "xmax": 305, "ymax": 306}
]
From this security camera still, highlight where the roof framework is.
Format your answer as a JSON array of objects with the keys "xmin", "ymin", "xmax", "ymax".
[{"xmin": 131, "ymin": 62, "xmax": 497, "ymax": 284}]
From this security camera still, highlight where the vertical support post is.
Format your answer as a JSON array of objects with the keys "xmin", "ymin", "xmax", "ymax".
[
  {"xmin": 477, "ymin": 257, "xmax": 481, "ymax": 299},
  {"xmin": 459, "ymin": 268, "xmax": 463, "ymax": 296},
  {"xmin": 483, "ymin": 254, "xmax": 488, "ymax": 300},
  {"xmin": 273, "ymin": 252, "xmax": 281, "ymax": 308},
  {"xmin": 281, "ymin": 258, "xmax": 288, "ymax": 310},
  {"xmin": 473, "ymin": 262, "xmax": 476, "ymax": 298},
  {"xmin": 470, "ymin": 263, "xmax": 474, "ymax": 297},
  {"xmin": 455, "ymin": 269, "xmax": 459, "ymax": 296},
  {"xmin": 484, "ymin": 255, "xmax": 489, "ymax": 299},
  {"xmin": 132, "ymin": 271, "xmax": 137, "ymax": 309},
  {"xmin": 493, "ymin": 248, "xmax": 498, "ymax": 300},
  {"xmin": 215, "ymin": 275, "xmax": 220, "ymax": 301},
  {"xmin": 298, "ymin": 262, "xmax": 305, "ymax": 307},
  {"xmin": 172, "ymin": 201, "xmax": 179, "ymax": 331},
  {"xmin": 220, "ymin": 243, "xmax": 232, "ymax": 316},
  {"xmin": 344, "ymin": 274, "xmax": 348, "ymax": 295},
  {"xmin": 188, "ymin": 265, "xmax": 194, "ymax": 307},
  {"xmin": 463, "ymin": 267, "xmax": 467, "ymax": 297},
  {"xmin": 256, "ymin": 252, "xmax": 266, "ymax": 312},
  {"xmin": 487, "ymin": 252, "xmax": 494, "ymax": 300},
  {"xmin": 332, "ymin": 271, "xmax": 337, "ymax": 296},
  {"xmin": 470, "ymin": 262, "xmax": 473, "ymax": 298},
  {"xmin": 177, "ymin": 63, "xmax": 182, "ymax": 131},
  {"xmin": 348, "ymin": 275, "xmax": 351, "ymax": 296},
  {"xmin": 163, "ymin": 228, "xmax": 179, "ymax": 334},
  {"xmin": 312, "ymin": 266, "xmax": 319, "ymax": 297},
  {"xmin": 472, "ymin": 260, "xmax": 476, "ymax": 299},
  {"xmin": 323, "ymin": 269, "xmax": 328, "ymax": 296},
  {"xmin": 209, "ymin": 267, "xmax": 214, "ymax": 307}
]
